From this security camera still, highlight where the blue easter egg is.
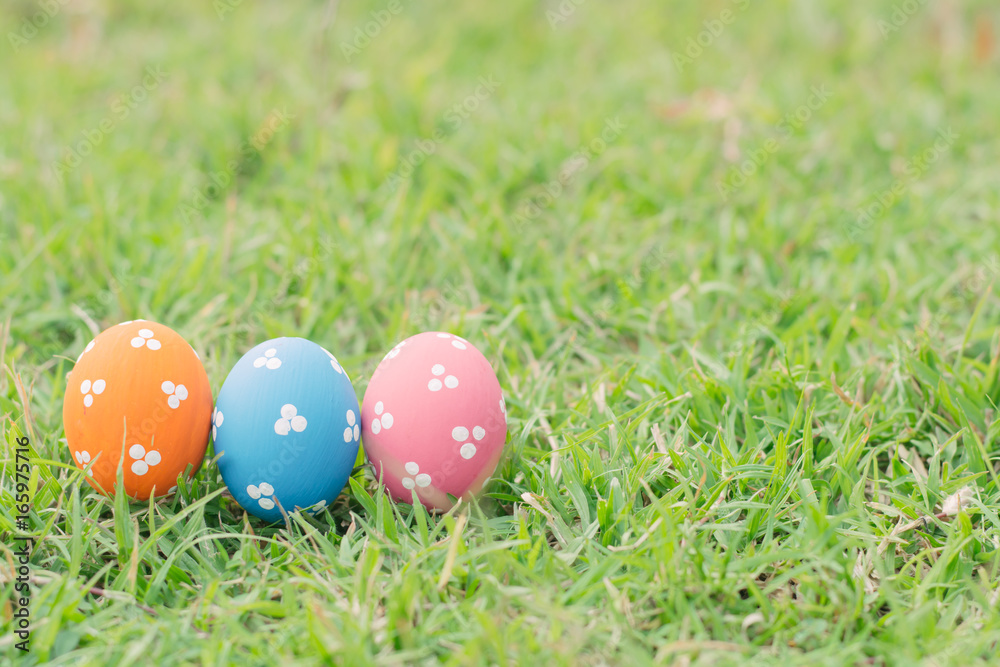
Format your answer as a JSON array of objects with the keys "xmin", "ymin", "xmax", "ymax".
[{"xmin": 214, "ymin": 337, "xmax": 360, "ymax": 522}]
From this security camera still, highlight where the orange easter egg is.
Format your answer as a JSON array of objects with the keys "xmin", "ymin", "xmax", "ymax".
[{"xmin": 62, "ymin": 320, "xmax": 212, "ymax": 499}]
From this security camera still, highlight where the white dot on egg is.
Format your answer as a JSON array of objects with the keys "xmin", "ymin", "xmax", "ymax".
[
  {"xmin": 402, "ymin": 478, "xmax": 415, "ymax": 490},
  {"xmin": 415, "ymin": 474, "xmax": 431, "ymax": 487},
  {"xmin": 461, "ymin": 443, "xmax": 477, "ymax": 459},
  {"xmin": 161, "ymin": 380, "xmax": 175, "ymax": 394},
  {"xmin": 431, "ymin": 364, "xmax": 445, "ymax": 376},
  {"xmin": 405, "ymin": 462, "xmax": 419, "ymax": 475},
  {"xmin": 428, "ymin": 379, "xmax": 443, "ymax": 391},
  {"xmin": 451, "ymin": 340, "xmax": 467, "ymax": 350},
  {"xmin": 452, "ymin": 426, "xmax": 469, "ymax": 442},
  {"xmin": 380, "ymin": 413, "xmax": 393, "ymax": 429},
  {"xmin": 444, "ymin": 375, "xmax": 459, "ymax": 389},
  {"xmin": 473, "ymin": 426, "xmax": 485, "ymax": 441}
]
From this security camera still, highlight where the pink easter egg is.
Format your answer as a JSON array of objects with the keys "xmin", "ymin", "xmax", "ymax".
[{"xmin": 361, "ymin": 332, "xmax": 507, "ymax": 510}]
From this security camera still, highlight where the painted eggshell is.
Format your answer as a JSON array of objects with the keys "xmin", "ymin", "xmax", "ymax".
[
  {"xmin": 361, "ymin": 332, "xmax": 507, "ymax": 510},
  {"xmin": 62, "ymin": 320, "xmax": 212, "ymax": 500},
  {"xmin": 214, "ymin": 337, "xmax": 360, "ymax": 522}
]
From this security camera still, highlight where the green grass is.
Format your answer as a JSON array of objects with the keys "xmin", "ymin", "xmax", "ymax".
[{"xmin": 3, "ymin": 0, "xmax": 1000, "ymax": 664}]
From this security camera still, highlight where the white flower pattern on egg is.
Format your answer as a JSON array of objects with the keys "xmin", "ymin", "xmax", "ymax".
[
  {"xmin": 321, "ymin": 347, "xmax": 345, "ymax": 375},
  {"xmin": 76, "ymin": 339, "xmax": 96, "ymax": 364},
  {"xmin": 80, "ymin": 378, "xmax": 107, "ymax": 408},
  {"xmin": 275, "ymin": 404, "xmax": 307, "ymax": 435},
  {"xmin": 452, "ymin": 424, "xmax": 486, "ymax": 459},
  {"xmin": 128, "ymin": 444, "xmax": 161, "ymax": 476},
  {"xmin": 130, "ymin": 328, "xmax": 161, "ymax": 350},
  {"xmin": 427, "ymin": 364, "xmax": 459, "ymax": 392},
  {"xmin": 74, "ymin": 450, "xmax": 94, "ymax": 477},
  {"xmin": 343, "ymin": 409, "xmax": 360, "ymax": 443},
  {"xmin": 434, "ymin": 332, "xmax": 468, "ymax": 350},
  {"xmin": 383, "ymin": 340, "xmax": 406, "ymax": 361},
  {"xmin": 369, "ymin": 401, "xmax": 394, "ymax": 435},
  {"xmin": 401, "ymin": 461, "xmax": 432, "ymax": 490},
  {"xmin": 253, "ymin": 348, "xmax": 282, "ymax": 370},
  {"xmin": 161, "ymin": 380, "xmax": 188, "ymax": 409},
  {"xmin": 246, "ymin": 482, "xmax": 276, "ymax": 510},
  {"xmin": 212, "ymin": 407, "xmax": 224, "ymax": 440}
]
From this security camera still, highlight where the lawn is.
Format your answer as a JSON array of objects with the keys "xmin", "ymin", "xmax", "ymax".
[{"xmin": 3, "ymin": 0, "xmax": 1000, "ymax": 664}]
